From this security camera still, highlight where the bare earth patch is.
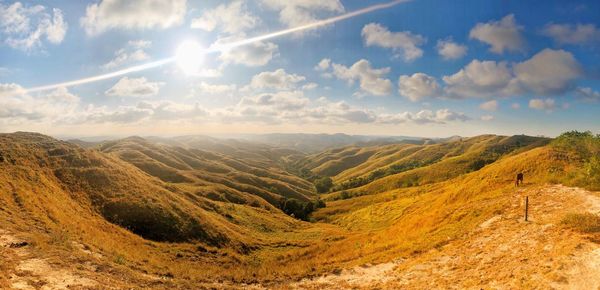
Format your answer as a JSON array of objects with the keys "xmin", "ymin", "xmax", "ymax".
[{"xmin": 1, "ymin": 230, "xmax": 98, "ymax": 290}]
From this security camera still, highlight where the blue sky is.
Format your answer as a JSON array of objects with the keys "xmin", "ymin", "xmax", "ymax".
[{"xmin": 0, "ymin": 0, "xmax": 599, "ymax": 137}]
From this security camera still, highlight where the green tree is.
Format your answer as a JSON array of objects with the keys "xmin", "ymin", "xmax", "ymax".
[{"xmin": 314, "ymin": 177, "xmax": 333, "ymax": 193}]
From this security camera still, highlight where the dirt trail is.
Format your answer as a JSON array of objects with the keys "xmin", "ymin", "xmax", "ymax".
[
  {"xmin": 290, "ymin": 185, "xmax": 600, "ymax": 289},
  {"xmin": 0, "ymin": 229, "xmax": 98, "ymax": 290}
]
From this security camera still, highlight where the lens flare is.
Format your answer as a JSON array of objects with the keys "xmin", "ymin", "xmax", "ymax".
[{"xmin": 23, "ymin": 0, "xmax": 410, "ymax": 94}]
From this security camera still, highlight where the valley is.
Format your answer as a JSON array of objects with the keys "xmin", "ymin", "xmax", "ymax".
[{"xmin": 0, "ymin": 131, "xmax": 599, "ymax": 289}]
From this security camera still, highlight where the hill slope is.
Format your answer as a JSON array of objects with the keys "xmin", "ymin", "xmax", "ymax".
[{"xmin": 1, "ymin": 131, "xmax": 598, "ymax": 288}]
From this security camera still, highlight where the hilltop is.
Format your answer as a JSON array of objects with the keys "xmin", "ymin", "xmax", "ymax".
[{"xmin": 0, "ymin": 131, "xmax": 599, "ymax": 289}]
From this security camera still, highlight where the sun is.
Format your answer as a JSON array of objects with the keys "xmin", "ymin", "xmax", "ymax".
[{"xmin": 175, "ymin": 40, "xmax": 205, "ymax": 75}]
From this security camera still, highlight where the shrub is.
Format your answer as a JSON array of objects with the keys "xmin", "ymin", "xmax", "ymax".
[
  {"xmin": 280, "ymin": 198, "xmax": 325, "ymax": 221},
  {"xmin": 314, "ymin": 177, "xmax": 333, "ymax": 193},
  {"xmin": 561, "ymin": 213, "xmax": 600, "ymax": 233}
]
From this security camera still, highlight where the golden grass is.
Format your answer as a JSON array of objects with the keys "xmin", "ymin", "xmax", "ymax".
[
  {"xmin": 561, "ymin": 213, "xmax": 600, "ymax": 233},
  {"xmin": 0, "ymin": 131, "xmax": 597, "ymax": 286}
]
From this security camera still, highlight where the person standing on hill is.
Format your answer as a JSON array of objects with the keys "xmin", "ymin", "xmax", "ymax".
[{"xmin": 515, "ymin": 172, "xmax": 524, "ymax": 186}]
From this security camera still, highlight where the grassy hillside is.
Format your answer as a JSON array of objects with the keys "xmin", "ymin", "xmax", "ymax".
[
  {"xmin": 1, "ymin": 131, "xmax": 598, "ymax": 287},
  {"xmin": 302, "ymin": 135, "xmax": 549, "ymax": 198},
  {"xmin": 0, "ymin": 132, "xmax": 342, "ymax": 284},
  {"xmin": 99, "ymin": 136, "xmax": 315, "ymax": 207}
]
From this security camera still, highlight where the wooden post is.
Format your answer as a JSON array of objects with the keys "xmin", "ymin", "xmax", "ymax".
[{"xmin": 524, "ymin": 196, "xmax": 529, "ymax": 222}]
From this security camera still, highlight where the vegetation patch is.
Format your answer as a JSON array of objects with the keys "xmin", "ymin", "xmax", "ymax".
[{"xmin": 561, "ymin": 213, "xmax": 600, "ymax": 234}]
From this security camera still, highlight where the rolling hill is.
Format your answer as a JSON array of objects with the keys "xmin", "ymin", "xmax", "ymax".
[{"xmin": 1, "ymin": 131, "xmax": 599, "ymax": 289}]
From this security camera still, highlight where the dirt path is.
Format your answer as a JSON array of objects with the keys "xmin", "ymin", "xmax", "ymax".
[
  {"xmin": 0, "ymin": 229, "xmax": 98, "ymax": 290},
  {"xmin": 289, "ymin": 185, "xmax": 600, "ymax": 289}
]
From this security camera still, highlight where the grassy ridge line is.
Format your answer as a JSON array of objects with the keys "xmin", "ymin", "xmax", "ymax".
[{"xmin": 319, "ymin": 135, "xmax": 549, "ymax": 197}]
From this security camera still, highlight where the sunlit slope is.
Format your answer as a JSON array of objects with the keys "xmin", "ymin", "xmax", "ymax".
[
  {"xmin": 99, "ymin": 136, "xmax": 315, "ymax": 206},
  {"xmin": 0, "ymin": 132, "xmax": 326, "ymax": 249},
  {"xmin": 315, "ymin": 135, "xmax": 549, "ymax": 196},
  {"xmin": 303, "ymin": 134, "xmax": 598, "ymax": 268},
  {"xmin": 0, "ymin": 132, "xmax": 348, "ymax": 284}
]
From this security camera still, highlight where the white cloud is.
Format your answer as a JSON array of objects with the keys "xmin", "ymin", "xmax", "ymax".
[
  {"xmin": 542, "ymin": 23, "xmax": 600, "ymax": 45},
  {"xmin": 575, "ymin": 87, "xmax": 600, "ymax": 102},
  {"xmin": 0, "ymin": 84, "xmax": 79, "ymax": 123},
  {"xmin": 191, "ymin": 1, "xmax": 258, "ymax": 34},
  {"xmin": 479, "ymin": 100, "xmax": 498, "ymax": 111},
  {"xmin": 469, "ymin": 14, "xmax": 525, "ymax": 54},
  {"xmin": 0, "ymin": 3, "xmax": 67, "ymax": 51},
  {"xmin": 315, "ymin": 58, "xmax": 331, "ymax": 71},
  {"xmin": 215, "ymin": 35, "xmax": 278, "ymax": 66},
  {"xmin": 228, "ymin": 91, "xmax": 469, "ymax": 125},
  {"xmin": 443, "ymin": 60, "xmax": 516, "ymax": 98},
  {"xmin": 247, "ymin": 69, "xmax": 306, "ymax": 90},
  {"xmin": 302, "ymin": 82, "xmax": 318, "ymax": 90},
  {"xmin": 81, "ymin": 0, "xmax": 186, "ymax": 35},
  {"xmin": 0, "ymin": 83, "xmax": 26, "ymax": 97},
  {"xmin": 436, "ymin": 38, "xmax": 467, "ymax": 60},
  {"xmin": 260, "ymin": 0, "xmax": 344, "ymax": 29},
  {"xmin": 511, "ymin": 103, "xmax": 521, "ymax": 109},
  {"xmin": 480, "ymin": 115, "xmax": 494, "ymax": 121},
  {"xmin": 513, "ymin": 49, "xmax": 582, "ymax": 95},
  {"xmin": 194, "ymin": 82, "xmax": 237, "ymax": 96},
  {"xmin": 330, "ymin": 59, "xmax": 393, "ymax": 96},
  {"xmin": 105, "ymin": 77, "xmax": 164, "ymax": 98},
  {"xmin": 443, "ymin": 49, "xmax": 582, "ymax": 98},
  {"xmin": 379, "ymin": 109, "xmax": 469, "ymax": 124},
  {"xmin": 529, "ymin": 98, "xmax": 555, "ymax": 112},
  {"xmin": 398, "ymin": 73, "xmax": 441, "ymax": 102},
  {"xmin": 361, "ymin": 23, "xmax": 426, "ymax": 61},
  {"xmin": 102, "ymin": 40, "xmax": 151, "ymax": 70}
]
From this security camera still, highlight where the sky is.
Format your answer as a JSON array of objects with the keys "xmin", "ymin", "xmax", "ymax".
[{"xmin": 0, "ymin": 0, "xmax": 599, "ymax": 138}]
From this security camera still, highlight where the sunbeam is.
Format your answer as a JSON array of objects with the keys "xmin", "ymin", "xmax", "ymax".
[{"xmin": 23, "ymin": 0, "xmax": 410, "ymax": 93}]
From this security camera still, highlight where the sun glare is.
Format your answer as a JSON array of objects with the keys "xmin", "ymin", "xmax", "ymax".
[{"xmin": 175, "ymin": 40, "xmax": 204, "ymax": 75}]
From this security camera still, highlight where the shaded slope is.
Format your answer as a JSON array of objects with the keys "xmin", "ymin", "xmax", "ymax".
[{"xmin": 99, "ymin": 136, "xmax": 315, "ymax": 207}]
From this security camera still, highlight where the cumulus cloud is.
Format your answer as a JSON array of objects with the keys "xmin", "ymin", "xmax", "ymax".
[
  {"xmin": 479, "ymin": 100, "xmax": 498, "ymax": 111},
  {"xmin": 529, "ymin": 98, "xmax": 555, "ymax": 111},
  {"xmin": 102, "ymin": 40, "xmax": 151, "ymax": 70},
  {"xmin": 443, "ymin": 60, "xmax": 516, "ymax": 98},
  {"xmin": 330, "ymin": 59, "xmax": 393, "ymax": 96},
  {"xmin": 575, "ymin": 87, "xmax": 600, "ymax": 102},
  {"xmin": 0, "ymin": 2, "xmax": 67, "ymax": 51},
  {"xmin": 191, "ymin": 1, "xmax": 258, "ymax": 34},
  {"xmin": 260, "ymin": 0, "xmax": 344, "ymax": 29},
  {"xmin": 542, "ymin": 23, "xmax": 600, "ymax": 45},
  {"xmin": 315, "ymin": 58, "xmax": 331, "ymax": 71},
  {"xmin": 436, "ymin": 38, "xmax": 467, "ymax": 60},
  {"xmin": 0, "ymin": 84, "xmax": 79, "ymax": 123},
  {"xmin": 513, "ymin": 48, "xmax": 582, "ymax": 95},
  {"xmin": 246, "ymin": 69, "xmax": 306, "ymax": 90},
  {"xmin": 0, "ymin": 83, "xmax": 27, "ymax": 97},
  {"xmin": 228, "ymin": 91, "xmax": 469, "ymax": 125},
  {"xmin": 480, "ymin": 115, "xmax": 494, "ymax": 121},
  {"xmin": 361, "ymin": 23, "xmax": 426, "ymax": 61},
  {"xmin": 81, "ymin": 0, "xmax": 186, "ymax": 35},
  {"xmin": 379, "ymin": 109, "xmax": 469, "ymax": 124},
  {"xmin": 443, "ymin": 49, "xmax": 581, "ymax": 98},
  {"xmin": 193, "ymin": 82, "xmax": 237, "ymax": 97},
  {"xmin": 398, "ymin": 73, "xmax": 441, "ymax": 102},
  {"xmin": 469, "ymin": 14, "xmax": 525, "ymax": 54},
  {"xmin": 215, "ymin": 35, "xmax": 278, "ymax": 66},
  {"xmin": 105, "ymin": 77, "xmax": 164, "ymax": 98}
]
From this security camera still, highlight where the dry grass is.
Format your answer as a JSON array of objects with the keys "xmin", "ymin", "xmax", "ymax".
[
  {"xmin": 562, "ymin": 213, "xmax": 600, "ymax": 233},
  {"xmin": 0, "ymin": 131, "xmax": 598, "ymax": 287}
]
